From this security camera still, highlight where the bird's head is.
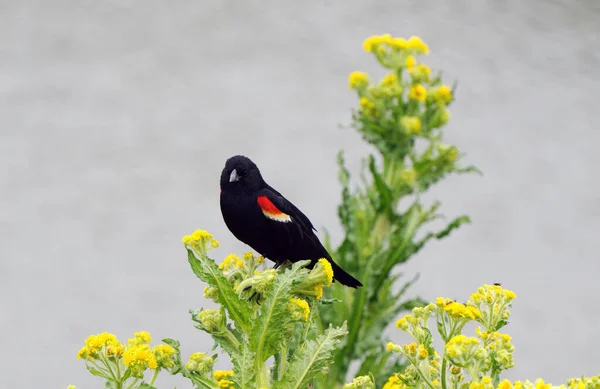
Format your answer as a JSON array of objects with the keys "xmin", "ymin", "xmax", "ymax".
[{"xmin": 220, "ymin": 155, "xmax": 266, "ymax": 193}]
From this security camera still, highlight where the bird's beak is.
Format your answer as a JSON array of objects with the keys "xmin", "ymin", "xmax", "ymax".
[{"xmin": 229, "ymin": 169, "xmax": 240, "ymax": 183}]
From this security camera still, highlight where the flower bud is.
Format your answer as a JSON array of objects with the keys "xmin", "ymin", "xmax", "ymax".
[
  {"xmin": 195, "ymin": 308, "xmax": 225, "ymax": 335},
  {"xmin": 186, "ymin": 352, "xmax": 214, "ymax": 374},
  {"xmin": 344, "ymin": 375, "xmax": 375, "ymax": 389}
]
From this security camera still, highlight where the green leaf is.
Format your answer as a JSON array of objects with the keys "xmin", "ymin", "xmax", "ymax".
[
  {"xmin": 368, "ymin": 154, "xmax": 392, "ymax": 212},
  {"xmin": 187, "ymin": 249, "xmax": 253, "ymax": 334},
  {"xmin": 412, "ymin": 215, "xmax": 471, "ymax": 255},
  {"xmin": 232, "ymin": 343, "xmax": 257, "ymax": 389},
  {"xmin": 274, "ymin": 322, "xmax": 348, "ymax": 389},
  {"xmin": 85, "ymin": 365, "xmax": 108, "ymax": 378},
  {"xmin": 250, "ymin": 260, "xmax": 311, "ymax": 363}
]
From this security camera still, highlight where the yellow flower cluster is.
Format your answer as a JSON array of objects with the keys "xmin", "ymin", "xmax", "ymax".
[
  {"xmin": 196, "ymin": 309, "xmax": 224, "ymax": 334},
  {"xmin": 470, "ymin": 284, "xmax": 517, "ymax": 304},
  {"xmin": 77, "ymin": 332, "xmax": 123, "ymax": 361},
  {"xmin": 186, "ymin": 351, "xmax": 215, "ymax": 374},
  {"xmin": 363, "ymin": 34, "xmax": 429, "ymax": 54},
  {"xmin": 382, "ymin": 374, "xmax": 408, "ymax": 389},
  {"xmin": 568, "ymin": 376, "xmax": 600, "ymax": 389},
  {"xmin": 289, "ymin": 297, "xmax": 310, "ymax": 321},
  {"xmin": 128, "ymin": 330, "xmax": 152, "ymax": 345},
  {"xmin": 344, "ymin": 375, "xmax": 375, "ymax": 389},
  {"xmin": 437, "ymin": 144, "xmax": 459, "ymax": 162},
  {"xmin": 219, "ymin": 253, "xmax": 246, "ymax": 270},
  {"xmin": 182, "ymin": 229, "xmax": 220, "ymax": 253},
  {"xmin": 435, "ymin": 298, "xmax": 482, "ymax": 320},
  {"xmin": 400, "ymin": 116, "xmax": 422, "ymax": 135},
  {"xmin": 123, "ymin": 344, "xmax": 158, "ymax": 376},
  {"xmin": 349, "ymin": 71, "xmax": 369, "ymax": 89},
  {"xmin": 446, "ymin": 334, "xmax": 485, "ymax": 366},
  {"xmin": 153, "ymin": 344, "xmax": 176, "ymax": 369},
  {"xmin": 214, "ymin": 370, "xmax": 235, "ymax": 388},
  {"xmin": 434, "ymin": 85, "xmax": 453, "ymax": 103}
]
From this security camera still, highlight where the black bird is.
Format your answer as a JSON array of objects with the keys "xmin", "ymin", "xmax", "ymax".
[{"xmin": 219, "ymin": 155, "xmax": 362, "ymax": 288}]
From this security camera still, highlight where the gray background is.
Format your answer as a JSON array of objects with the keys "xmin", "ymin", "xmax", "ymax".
[{"xmin": 1, "ymin": 1, "xmax": 599, "ymax": 388}]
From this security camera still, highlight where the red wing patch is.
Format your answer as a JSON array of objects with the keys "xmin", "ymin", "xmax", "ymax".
[{"xmin": 257, "ymin": 195, "xmax": 292, "ymax": 223}]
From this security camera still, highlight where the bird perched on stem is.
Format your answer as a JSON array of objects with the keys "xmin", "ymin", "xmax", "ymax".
[{"xmin": 219, "ymin": 155, "xmax": 362, "ymax": 288}]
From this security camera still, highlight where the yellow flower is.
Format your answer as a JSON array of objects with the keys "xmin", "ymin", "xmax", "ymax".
[
  {"xmin": 314, "ymin": 284, "xmax": 324, "ymax": 300},
  {"xmin": 400, "ymin": 116, "xmax": 422, "ymax": 135},
  {"xmin": 396, "ymin": 317, "xmax": 409, "ymax": 330},
  {"xmin": 390, "ymin": 37, "xmax": 408, "ymax": 49},
  {"xmin": 153, "ymin": 344, "xmax": 176, "ymax": 369},
  {"xmin": 483, "ymin": 377, "xmax": 493, "ymax": 384},
  {"xmin": 191, "ymin": 229, "xmax": 210, "ymax": 240},
  {"xmin": 498, "ymin": 380, "xmax": 513, "ymax": 389},
  {"xmin": 289, "ymin": 298, "xmax": 310, "ymax": 321},
  {"xmin": 182, "ymin": 235, "xmax": 192, "ymax": 244},
  {"xmin": 407, "ymin": 36, "xmax": 430, "ymax": 54},
  {"xmin": 123, "ymin": 344, "xmax": 158, "ymax": 377},
  {"xmin": 409, "ymin": 85, "xmax": 427, "ymax": 101},
  {"xmin": 349, "ymin": 71, "xmax": 369, "ymax": 89},
  {"xmin": 220, "ymin": 253, "xmax": 245, "ymax": 270},
  {"xmin": 106, "ymin": 342, "xmax": 125, "ymax": 358},
  {"xmin": 363, "ymin": 34, "xmax": 392, "ymax": 52},
  {"xmin": 214, "ymin": 370, "xmax": 235, "ymax": 388},
  {"xmin": 417, "ymin": 344, "xmax": 428, "ymax": 359},
  {"xmin": 535, "ymin": 379, "xmax": 552, "ymax": 389},
  {"xmin": 434, "ymin": 85, "xmax": 453, "ymax": 103},
  {"xmin": 210, "ymin": 239, "xmax": 220, "ymax": 248},
  {"xmin": 257, "ymin": 255, "xmax": 265, "ymax": 263},
  {"xmin": 405, "ymin": 55, "xmax": 416, "ymax": 71},
  {"xmin": 414, "ymin": 64, "xmax": 431, "ymax": 81},
  {"xmin": 400, "ymin": 168, "xmax": 416, "ymax": 185},
  {"xmin": 383, "ymin": 374, "xmax": 406, "ymax": 389},
  {"xmin": 128, "ymin": 331, "xmax": 151, "ymax": 345},
  {"xmin": 504, "ymin": 289, "xmax": 517, "ymax": 300},
  {"xmin": 317, "ymin": 258, "xmax": 334, "ymax": 286},
  {"xmin": 386, "ymin": 342, "xmax": 401, "ymax": 352},
  {"xmin": 382, "ymin": 73, "xmax": 398, "ymax": 86}
]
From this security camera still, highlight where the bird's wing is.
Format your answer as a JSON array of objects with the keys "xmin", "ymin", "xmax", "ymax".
[
  {"xmin": 255, "ymin": 188, "xmax": 317, "ymax": 244},
  {"xmin": 264, "ymin": 184, "xmax": 317, "ymax": 232}
]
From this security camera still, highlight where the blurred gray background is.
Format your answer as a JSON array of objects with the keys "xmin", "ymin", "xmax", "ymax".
[{"xmin": 1, "ymin": 0, "xmax": 599, "ymax": 388}]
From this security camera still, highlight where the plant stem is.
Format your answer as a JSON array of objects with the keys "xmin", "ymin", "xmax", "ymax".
[
  {"xmin": 125, "ymin": 378, "xmax": 139, "ymax": 389},
  {"xmin": 278, "ymin": 344, "xmax": 288, "ymax": 381},
  {"xmin": 441, "ymin": 355, "xmax": 448, "ymax": 389},
  {"xmin": 149, "ymin": 368, "xmax": 160, "ymax": 386}
]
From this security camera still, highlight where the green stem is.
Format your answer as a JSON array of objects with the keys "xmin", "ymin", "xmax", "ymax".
[
  {"xmin": 89, "ymin": 360, "xmax": 114, "ymax": 381},
  {"xmin": 441, "ymin": 355, "xmax": 448, "ymax": 389},
  {"xmin": 224, "ymin": 329, "xmax": 241, "ymax": 350},
  {"xmin": 125, "ymin": 378, "xmax": 139, "ymax": 389},
  {"xmin": 149, "ymin": 368, "xmax": 160, "ymax": 386},
  {"xmin": 278, "ymin": 344, "xmax": 288, "ymax": 380}
]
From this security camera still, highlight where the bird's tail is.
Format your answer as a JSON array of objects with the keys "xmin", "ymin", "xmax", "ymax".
[{"xmin": 328, "ymin": 259, "xmax": 363, "ymax": 288}]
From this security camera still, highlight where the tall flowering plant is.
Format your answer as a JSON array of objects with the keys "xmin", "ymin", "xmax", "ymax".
[{"xmin": 317, "ymin": 33, "xmax": 479, "ymax": 387}]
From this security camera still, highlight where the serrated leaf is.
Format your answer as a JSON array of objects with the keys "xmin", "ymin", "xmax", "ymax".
[
  {"xmin": 232, "ymin": 343, "xmax": 256, "ymax": 389},
  {"xmin": 275, "ymin": 322, "xmax": 347, "ymax": 389},
  {"xmin": 250, "ymin": 260, "xmax": 310, "ymax": 363},
  {"xmin": 85, "ymin": 365, "xmax": 107, "ymax": 378},
  {"xmin": 187, "ymin": 250, "xmax": 252, "ymax": 334}
]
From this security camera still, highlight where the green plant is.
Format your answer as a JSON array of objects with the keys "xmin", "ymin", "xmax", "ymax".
[{"xmin": 316, "ymin": 33, "xmax": 479, "ymax": 388}]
